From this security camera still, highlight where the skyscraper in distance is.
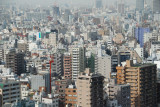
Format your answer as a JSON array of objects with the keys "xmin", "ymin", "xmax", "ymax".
[
  {"xmin": 153, "ymin": 0, "xmax": 160, "ymax": 13},
  {"xmin": 136, "ymin": 0, "xmax": 144, "ymax": 11},
  {"xmin": 95, "ymin": 0, "xmax": 102, "ymax": 8}
]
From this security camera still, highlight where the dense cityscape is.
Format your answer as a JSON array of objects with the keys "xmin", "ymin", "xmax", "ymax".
[{"xmin": 0, "ymin": 0, "xmax": 160, "ymax": 107}]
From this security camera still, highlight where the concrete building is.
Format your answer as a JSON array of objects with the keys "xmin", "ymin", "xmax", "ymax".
[
  {"xmin": 135, "ymin": 44, "xmax": 144, "ymax": 58},
  {"xmin": 30, "ymin": 72, "xmax": 50, "ymax": 93},
  {"xmin": 42, "ymin": 94, "xmax": 59, "ymax": 107},
  {"xmin": 5, "ymin": 49, "xmax": 25, "ymax": 75},
  {"xmin": 76, "ymin": 68, "xmax": 104, "ymax": 107},
  {"xmin": 136, "ymin": 0, "xmax": 144, "ymax": 11},
  {"xmin": 95, "ymin": 0, "xmax": 102, "ymax": 8},
  {"xmin": 106, "ymin": 79, "xmax": 130, "ymax": 107},
  {"xmin": 63, "ymin": 53, "xmax": 72, "ymax": 79},
  {"xmin": 0, "ymin": 79, "xmax": 21, "ymax": 106},
  {"xmin": 55, "ymin": 79, "xmax": 72, "ymax": 107},
  {"xmin": 51, "ymin": 53, "xmax": 63, "ymax": 76},
  {"xmin": 153, "ymin": 0, "xmax": 160, "ymax": 13},
  {"xmin": 21, "ymin": 83, "xmax": 30, "ymax": 100},
  {"xmin": 49, "ymin": 32, "xmax": 58, "ymax": 47},
  {"xmin": 17, "ymin": 41, "xmax": 28, "ymax": 53},
  {"xmin": 116, "ymin": 60, "xmax": 157, "ymax": 107},
  {"xmin": 134, "ymin": 27, "xmax": 150, "ymax": 47},
  {"xmin": 95, "ymin": 54, "xmax": 111, "ymax": 79},
  {"xmin": 65, "ymin": 84, "xmax": 77, "ymax": 107},
  {"xmin": 70, "ymin": 47, "xmax": 85, "ymax": 80}
]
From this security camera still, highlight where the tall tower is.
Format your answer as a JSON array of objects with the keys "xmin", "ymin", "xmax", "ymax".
[{"xmin": 136, "ymin": 0, "xmax": 144, "ymax": 11}]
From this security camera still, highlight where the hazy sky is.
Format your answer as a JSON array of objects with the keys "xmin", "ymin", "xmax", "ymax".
[{"xmin": 2, "ymin": 0, "xmax": 146, "ymax": 8}]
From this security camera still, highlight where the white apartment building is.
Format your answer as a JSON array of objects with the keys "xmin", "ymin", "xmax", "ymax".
[
  {"xmin": 135, "ymin": 44, "xmax": 144, "ymax": 58},
  {"xmin": 70, "ymin": 47, "xmax": 85, "ymax": 80},
  {"xmin": 42, "ymin": 94, "xmax": 59, "ymax": 107}
]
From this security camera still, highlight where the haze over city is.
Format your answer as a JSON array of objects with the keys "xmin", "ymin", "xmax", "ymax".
[{"xmin": 0, "ymin": 0, "xmax": 160, "ymax": 107}]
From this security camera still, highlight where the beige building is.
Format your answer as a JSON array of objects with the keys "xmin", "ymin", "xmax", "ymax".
[
  {"xmin": 95, "ymin": 55, "xmax": 111, "ymax": 79},
  {"xmin": 76, "ymin": 68, "xmax": 104, "ymax": 107},
  {"xmin": 116, "ymin": 60, "xmax": 157, "ymax": 107}
]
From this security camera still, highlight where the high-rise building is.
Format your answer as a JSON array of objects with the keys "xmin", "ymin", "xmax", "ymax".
[
  {"xmin": 5, "ymin": 49, "xmax": 25, "ymax": 75},
  {"xmin": 106, "ymin": 79, "xmax": 131, "ymax": 107},
  {"xmin": 70, "ymin": 47, "xmax": 85, "ymax": 80},
  {"xmin": 55, "ymin": 79, "xmax": 72, "ymax": 107},
  {"xmin": 134, "ymin": 27, "xmax": 150, "ymax": 47},
  {"xmin": 63, "ymin": 53, "xmax": 72, "ymax": 79},
  {"xmin": 136, "ymin": 0, "xmax": 144, "ymax": 11},
  {"xmin": 116, "ymin": 60, "xmax": 157, "ymax": 107},
  {"xmin": 0, "ymin": 79, "xmax": 21, "ymax": 106},
  {"xmin": 51, "ymin": 53, "xmax": 63, "ymax": 76},
  {"xmin": 153, "ymin": 0, "xmax": 160, "ymax": 13},
  {"xmin": 53, "ymin": 5, "xmax": 60, "ymax": 16},
  {"xmin": 95, "ymin": 54, "xmax": 111, "ymax": 79},
  {"xmin": 118, "ymin": 1, "xmax": 125, "ymax": 14},
  {"xmin": 49, "ymin": 32, "xmax": 58, "ymax": 47},
  {"xmin": 95, "ymin": 0, "xmax": 102, "ymax": 8},
  {"xmin": 76, "ymin": 68, "xmax": 104, "ymax": 107}
]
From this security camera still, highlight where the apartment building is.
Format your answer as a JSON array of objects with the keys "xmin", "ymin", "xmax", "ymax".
[
  {"xmin": 107, "ymin": 79, "xmax": 130, "ymax": 107},
  {"xmin": 63, "ymin": 53, "xmax": 72, "ymax": 79},
  {"xmin": 5, "ymin": 49, "xmax": 25, "ymax": 75},
  {"xmin": 65, "ymin": 84, "xmax": 77, "ymax": 107},
  {"xmin": 0, "ymin": 79, "xmax": 21, "ymax": 106},
  {"xmin": 76, "ymin": 68, "xmax": 104, "ymax": 107},
  {"xmin": 95, "ymin": 54, "xmax": 111, "ymax": 78},
  {"xmin": 116, "ymin": 60, "xmax": 157, "ymax": 107},
  {"xmin": 70, "ymin": 47, "xmax": 85, "ymax": 80}
]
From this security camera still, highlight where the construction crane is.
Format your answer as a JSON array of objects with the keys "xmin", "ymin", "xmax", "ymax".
[{"xmin": 49, "ymin": 55, "xmax": 54, "ymax": 93}]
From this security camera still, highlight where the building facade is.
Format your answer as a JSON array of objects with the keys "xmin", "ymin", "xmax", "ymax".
[
  {"xmin": 116, "ymin": 60, "xmax": 157, "ymax": 107},
  {"xmin": 76, "ymin": 68, "xmax": 104, "ymax": 107},
  {"xmin": 0, "ymin": 79, "xmax": 21, "ymax": 106}
]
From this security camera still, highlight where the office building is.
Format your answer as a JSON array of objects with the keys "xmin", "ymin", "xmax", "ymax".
[
  {"xmin": 0, "ymin": 79, "xmax": 21, "ymax": 106},
  {"xmin": 76, "ymin": 68, "xmax": 104, "ymax": 107},
  {"xmin": 95, "ymin": 0, "xmax": 102, "ymax": 8},
  {"xmin": 63, "ymin": 53, "xmax": 72, "ymax": 79},
  {"xmin": 53, "ymin": 6, "xmax": 60, "ymax": 16},
  {"xmin": 134, "ymin": 27, "xmax": 150, "ymax": 47},
  {"xmin": 116, "ymin": 60, "xmax": 157, "ymax": 107},
  {"xmin": 118, "ymin": 3, "xmax": 125, "ymax": 14},
  {"xmin": 136, "ymin": 0, "xmax": 144, "ymax": 11},
  {"xmin": 153, "ymin": 0, "xmax": 160, "ymax": 13}
]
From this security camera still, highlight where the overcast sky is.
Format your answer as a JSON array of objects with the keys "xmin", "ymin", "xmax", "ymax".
[{"xmin": 2, "ymin": 0, "xmax": 152, "ymax": 8}]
